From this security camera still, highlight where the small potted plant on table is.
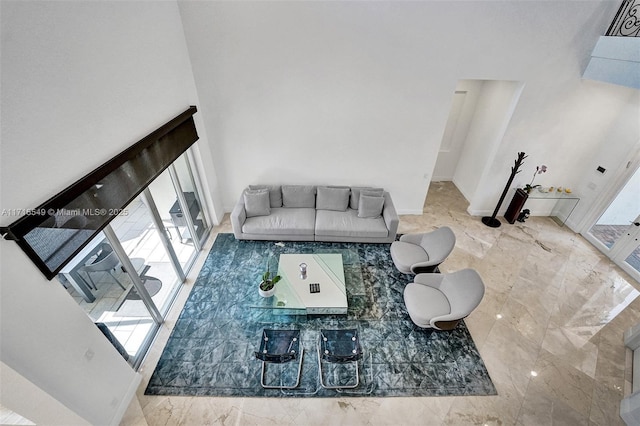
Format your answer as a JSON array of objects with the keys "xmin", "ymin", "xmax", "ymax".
[{"xmin": 259, "ymin": 260, "xmax": 281, "ymax": 298}]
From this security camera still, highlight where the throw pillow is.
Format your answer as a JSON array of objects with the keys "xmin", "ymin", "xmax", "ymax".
[
  {"xmin": 282, "ymin": 185, "xmax": 316, "ymax": 208},
  {"xmin": 248, "ymin": 185, "xmax": 282, "ymax": 208},
  {"xmin": 316, "ymin": 186, "xmax": 350, "ymax": 211},
  {"xmin": 244, "ymin": 189, "xmax": 271, "ymax": 217},
  {"xmin": 358, "ymin": 194, "xmax": 385, "ymax": 218},
  {"xmin": 350, "ymin": 187, "xmax": 384, "ymax": 210}
]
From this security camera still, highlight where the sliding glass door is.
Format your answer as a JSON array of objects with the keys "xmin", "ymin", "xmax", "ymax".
[
  {"xmin": 111, "ymin": 193, "xmax": 182, "ymax": 316},
  {"xmin": 57, "ymin": 149, "xmax": 211, "ymax": 367},
  {"xmin": 147, "ymin": 153, "xmax": 209, "ymax": 274},
  {"xmin": 59, "ymin": 225, "xmax": 160, "ymax": 364}
]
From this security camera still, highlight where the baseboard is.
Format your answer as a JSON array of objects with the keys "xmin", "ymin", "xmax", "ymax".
[
  {"xmin": 397, "ymin": 209, "xmax": 425, "ymax": 215},
  {"xmin": 466, "ymin": 207, "xmax": 502, "ymax": 217},
  {"xmin": 109, "ymin": 372, "xmax": 142, "ymax": 426}
]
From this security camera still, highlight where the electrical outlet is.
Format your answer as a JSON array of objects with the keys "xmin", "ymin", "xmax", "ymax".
[
  {"xmin": 84, "ymin": 348, "xmax": 95, "ymax": 361},
  {"xmin": 597, "ymin": 166, "xmax": 606, "ymax": 174}
]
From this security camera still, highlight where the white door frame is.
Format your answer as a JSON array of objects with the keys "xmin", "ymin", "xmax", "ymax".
[
  {"xmin": 580, "ymin": 143, "xmax": 640, "ymax": 282},
  {"xmin": 608, "ymin": 213, "xmax": 640, "ymax": 281}
]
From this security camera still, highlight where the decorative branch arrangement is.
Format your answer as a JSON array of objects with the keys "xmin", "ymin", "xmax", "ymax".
[{"xmin": 482, "ymin": 152, "xmax": 528, "ymax": 228}]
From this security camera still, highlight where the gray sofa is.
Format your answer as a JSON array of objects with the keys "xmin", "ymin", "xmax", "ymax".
[{"xmin": 231, "ymin": 185, "xmax": 399, "ymax": 243}]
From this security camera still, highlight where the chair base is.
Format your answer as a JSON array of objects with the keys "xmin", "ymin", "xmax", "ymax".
[
  {"xmin": 317, "ymin": 346, "xmax": 360, "ymax": 390},
  {"xmin": 412, "ymin": 265, "xmax": 440, "ymax": 274},
  {"xmin": 482, "ymin": 216, "xmax": 502, "ymax": 228},
  {"xmin": 433, "ymin": 319, "xmax": 461, "ymax": 331},
  {"xmin": 260, "ymin": 347, "xmax": 304, "ymax": 389}
]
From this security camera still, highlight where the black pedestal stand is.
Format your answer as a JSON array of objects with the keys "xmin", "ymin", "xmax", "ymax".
[
  {"xmin": 481, "ymin": 216, "xmax": 502, "ymax": 228},
  {"xmin": 482, "ymin": 152, "xmax": 527, "ymax": 228}
]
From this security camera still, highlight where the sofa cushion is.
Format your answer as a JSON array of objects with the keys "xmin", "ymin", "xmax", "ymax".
[
  {"xmin": 243, "ymin": 189, "xmax": 271, "ymax": 217},
  {"xmin": 315, "ymin": 209, "xmax": 388, "ymax": 238},
  {"xmin": 358, "ymin": 194, "xmax": 385, "ymax": 218},
  {"xmin": 316, "ymin": 186, "xmax": 350, "ymax": 212},
  {"xmin": 350, "ymin": 187, "xmax": 384, "ymax": 210},
  {"xmin": 248, "ymin": 185, "xmax": 282, "ymax": 208},
  {"xmin": 242, "ymin": 207, "xmax": 316, "ymax": 235},
  {"xmin": 282, "ymin": 185, "xmax": 316, "ymax": 208}
]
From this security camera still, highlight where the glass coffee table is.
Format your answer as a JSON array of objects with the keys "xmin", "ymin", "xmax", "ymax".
[{"xmin": 251, "ymin": 250, "xmax": 363, "ymax": 315}]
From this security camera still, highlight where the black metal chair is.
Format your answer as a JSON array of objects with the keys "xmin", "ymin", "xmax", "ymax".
[
  {"xmin": 254, "ymin": 329, "xmax": 304, "ymax": 389},
  {"xmin": 317, "ymin": 328, "xmax": 363, "ymax": 389}
]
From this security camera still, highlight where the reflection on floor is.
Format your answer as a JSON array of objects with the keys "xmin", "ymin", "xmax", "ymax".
[
  {"xmin": 124, "ymin": 182, "xmax": 640, "ymax": 425},
  {"xmin": 64, "ymin": 197, "xmax": 198, "ymax": 358}
]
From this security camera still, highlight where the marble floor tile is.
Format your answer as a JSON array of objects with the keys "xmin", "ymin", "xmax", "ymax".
[
  {"xmin": 529, "ymin": 348, "xmax": 596, "ymax": 415},
  {"xmin": 590, "ymin": 381, "xmax": 626, "ymax": 426},
  {"xmin": 444, "ymin": 395, "xmax": 519, "ymax": 426},
  {"xmin": 516, "ymin": 381, "xmax": 589, "ymax": 426},
  {"xmin": 541, "ymin": 322, "xmax": 599, "ymax": 379},
  {"xmin": 500, "ymin": 295, "xmax": 550, "ymax": 347},
  {"xmin": 480, "ymin": 320, "xmax": 540, "ymax": 400},
  {"xmin": 123, "ymin": 181, "xmax": 640, "ymax": 426}
]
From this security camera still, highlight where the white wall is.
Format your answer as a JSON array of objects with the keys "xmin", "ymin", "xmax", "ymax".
[
  {"xmin": 178, "ymin": 0, "xmax": 638, "ymax": 221},
  {"xmin": 473, "ymin": 80, "xmax": 638, "ymax": 224},
  {"xmin": 573, "ymin": 136, "xmax": 640, "ymax": 233},
  {"xmin": 454, "ymin": 80, "xmax": 524, "ymax": 212},
  {"xmin": 0, "ymin": 1, "xmax": 214, "ymax": 424},
  {"xmin": 0, "ymin": 361, "xmax": 89, "ymax": 425},
  {"xmin": 432, "ymin": 80, "xmax": 483, "ymax": 181},
  {"xmin": 568, "ymin": 82, "xmax": 640, "ymax": 230}
]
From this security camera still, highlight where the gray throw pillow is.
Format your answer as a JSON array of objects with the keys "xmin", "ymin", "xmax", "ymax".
[
  {"xmin": 244, "ymin": 189, "xmax": 271, "ymax": 217},
  {"xmin": 316, "ymin": 186, "xmax": 350, "ymax": 211},
  {"xmin": 350, "ymin": 187, "xmax": 384, "ymax": 210},
  {"xmin": 282, "ymin": 185, "xmax": 316, "ymax": 208},
  {"xmin": 248, "ymin": 185, "xmax": 282, "ymax": 208},
  {"xmin": 357, "ymin": 194, "xmax": 385, "ymax": 218}
]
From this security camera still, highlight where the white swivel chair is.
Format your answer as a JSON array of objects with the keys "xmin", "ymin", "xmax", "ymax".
[
  {"xmin": 403, "ymin": 269, "xmax": 485, "ymax": 330},
  {"xmin": 390, "ymin": 227, "xmax": 456, "ymax": 274}
]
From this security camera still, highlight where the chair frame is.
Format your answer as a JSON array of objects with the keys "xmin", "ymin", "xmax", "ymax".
[
  {"xmin": 79, "ymin": 244, "xmax": 126, "ymax": 291},
  {"xmin": 317, "ymin": 328, "xmax": 362, "ymax": 390},
  {"xmin": 255, "ymin": 329, "xmax": 304, "ymax": 390}
]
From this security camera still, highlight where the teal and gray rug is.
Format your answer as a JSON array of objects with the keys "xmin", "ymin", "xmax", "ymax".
[{"xmin": 145, "ymin": 233, "xmax": 496, "ymax": 397}]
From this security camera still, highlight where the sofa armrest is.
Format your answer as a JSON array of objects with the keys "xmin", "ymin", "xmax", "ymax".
[
  {"xmin": 382, "ymin": 191, "xmax": 399, "ymax": 239},
  {"xmin": 230, "ymin": 196, "xmax": 247, "ymax": 239}
]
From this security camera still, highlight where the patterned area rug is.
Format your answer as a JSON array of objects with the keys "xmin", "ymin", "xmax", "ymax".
[{"xmin": 145, "ymin": 234, "xmax": 496, "ymax": 397}]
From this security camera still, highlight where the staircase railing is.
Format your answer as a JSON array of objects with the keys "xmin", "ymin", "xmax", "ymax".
[{"xmin": 606, "ymin": 0, "xmax": 640, "ymax": 37}]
